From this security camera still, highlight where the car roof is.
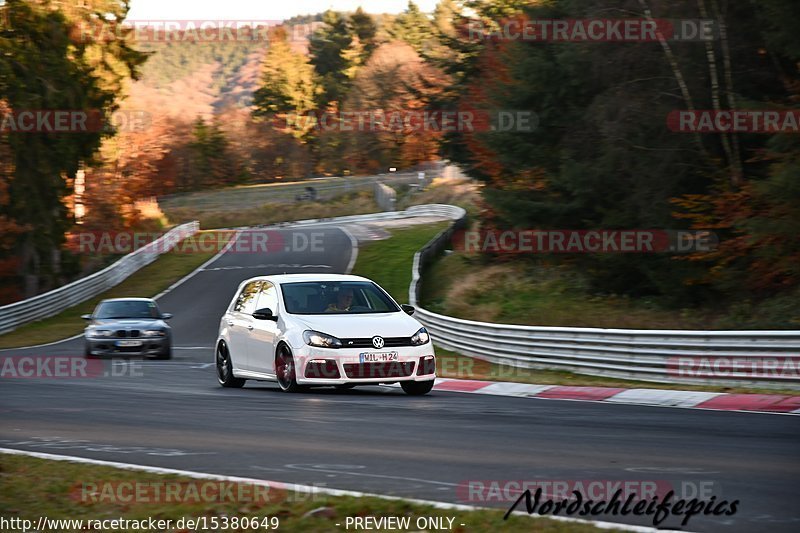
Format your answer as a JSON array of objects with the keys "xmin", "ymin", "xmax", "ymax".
[{"xmin": 243, "ymin": 273, "xmax": 373, "ymax": 286}]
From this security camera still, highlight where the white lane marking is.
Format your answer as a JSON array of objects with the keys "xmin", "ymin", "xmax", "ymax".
[
  {"xmin": 202, "ymin": 264, "xmax": 332, "ymax": 271},
  {"xmin": 0, "ymin": 437, "xmax": 212, "ymax": 457},
  {"xmin": 625, "ymin": 467, "xmax": 721, "ymax": 474},
  {"xmin": 153, "ymin": 229, "xmax": 242, "ymax": 300},
  {"xmin": 285, "ymin": 463, "xmax": 457, "ymax": 488},
  {"xmin": 340, "ymin": 226, "xmax": 359, "ymax": 274},
  {"xmin": 0, "ymin": 333, "xmax": 83, "ymax": 351},
  {"xmin": 606, "ymin": 389, "xmax": 723, "ymax": 408},
  {"xmin": 472, "ymin": 383, "xmax": 555, "ymax": 397},
  {"xmin": 174, "ymin": 347, "xmax": 212, "ymax": 350},
  {"xmin": 0, "ymin": 447, "xmax": 675, "ymax": 532}
]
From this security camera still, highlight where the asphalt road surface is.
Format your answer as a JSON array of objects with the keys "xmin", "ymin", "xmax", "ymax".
[{"xmin": 1, "ymin": 227, "xmax": 798, "ymax": 532}]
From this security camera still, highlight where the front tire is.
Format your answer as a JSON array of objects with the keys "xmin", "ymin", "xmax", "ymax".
[
  {"xmin": 155, "ymin": 344, "xmax": 172, "ymax": 360},
  {"xmin": 216, "ymin": 342, "xmax": 246, "ymax": 388},
  {"xmin": 84, "ymin": 342, "xmax": 97, "ymax": 359},
  {"xmin": 276, "ymin": 345, "xmax": 302, "ymax": 393},
  {"xmin": 401, "ymin": 380, "xmax": 434, "ymax": 396}
]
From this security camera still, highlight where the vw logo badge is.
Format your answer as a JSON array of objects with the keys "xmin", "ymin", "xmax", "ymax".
[{"xmin": 372, "ymin": 336, "xmax": 385, "ymax": 349}]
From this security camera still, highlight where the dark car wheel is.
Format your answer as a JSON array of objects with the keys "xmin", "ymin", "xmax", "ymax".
[
  {"xmin": 276, "ymin": 345, "xmax": 302, "ymax": 393},
  {"xmin": 155, "ymin": 344, "xmax": 172, "ymax": 360},
  {"xmin": 401, "ymin": 380, "xmax": 435, "ymax": 396},
  {"xmin": 84, "ymin": 342, "xmax": 98, "ymax": 359},
  {"xmin": 216, "ymin": 342, "xmax": 246, "ymax": 388}
]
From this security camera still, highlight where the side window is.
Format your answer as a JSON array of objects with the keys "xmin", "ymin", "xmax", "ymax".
[
  {"xmin": 257, "ymin": 282, "xmax": 279, "ymax": 313},
  {"xmin": 234, "ymin": 281, "xmax": 262, "ymax": 314}
]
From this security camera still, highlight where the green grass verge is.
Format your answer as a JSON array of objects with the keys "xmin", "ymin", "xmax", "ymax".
[
  {"xmin": 0, "ymin": 455, "xmax": 602, "ymax": 533},
  {"xmin": 352, "ymin": 223, "xmax": 449, "ymax": 303},
  {"xmin": 422, "ymin": 253, "xmax": 800, "ymax": 330},
  {"xmin": 0, "ymin": 233, "xmax": 225, "ymax": 349},
  {"xmin": 164, "ymin": 191, "xmax": 381, "ymax": 230}
]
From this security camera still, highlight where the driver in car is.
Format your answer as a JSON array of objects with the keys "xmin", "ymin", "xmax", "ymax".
[{"xmin": 326, "ymin": 288, "xmax": 354, "ymax": 312}]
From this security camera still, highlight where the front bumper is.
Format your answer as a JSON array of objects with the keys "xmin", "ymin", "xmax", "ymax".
[
  {"xmin": 86, "ymin": 336, "xmax": 170, "ymax": 357},
  {"xmin": 293, "ymin": 344, "xmax": 436, "ymax": 385}
]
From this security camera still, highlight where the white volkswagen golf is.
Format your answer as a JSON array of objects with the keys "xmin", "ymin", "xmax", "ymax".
[{"xmin": 215, "ymin": 274, "xmax": 436, "ymax": 395}]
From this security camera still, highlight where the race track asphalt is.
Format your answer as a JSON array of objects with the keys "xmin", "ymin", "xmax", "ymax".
[{"xmin": 1, "ymin": 227, "xmax": 798, "ymax": 532}]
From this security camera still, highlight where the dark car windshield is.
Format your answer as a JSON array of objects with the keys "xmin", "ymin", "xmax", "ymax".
[
  {"xmin": 281, "ymin": 281, "xmax": 400, "ymax": 315},
  {"xmin": 95, "ymin": 300, "xmax": 161, "ymax": 319}
]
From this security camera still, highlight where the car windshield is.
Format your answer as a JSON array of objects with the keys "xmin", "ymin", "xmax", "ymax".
[
  {"xmin": 95, "ymin": 300, "xmax": 160, "ymax": 319},
  {"xmin": 281, "ymin": 281, "xmax": 400, "ymax": 315}
]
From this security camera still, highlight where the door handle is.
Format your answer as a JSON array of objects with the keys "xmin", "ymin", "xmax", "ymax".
[{"xmin": 226, "ymin": 320, "xmax": 234, "ymax": 326}]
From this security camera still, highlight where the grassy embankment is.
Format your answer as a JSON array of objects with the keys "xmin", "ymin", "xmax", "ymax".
[{"xmin": 0, "ymin": 455, "xmax": 600, "ymax": 533}]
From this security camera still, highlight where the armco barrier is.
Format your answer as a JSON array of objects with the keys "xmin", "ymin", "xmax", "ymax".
[
  {"xmin": 407, "ymin": 208, "xmax": 800, "ymax": 389},
  {"xmin": 0, "ymin": 221, "xmax": 199, "ymax": 335},
  {"xmin": 0, "ymin": 205, "xmax": 461, "ymax": 334},
  {"xmin": 374, "ymin": 182, "xmax": 397, "ymax": 212}
]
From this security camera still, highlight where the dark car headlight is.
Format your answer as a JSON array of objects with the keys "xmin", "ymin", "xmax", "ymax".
[
  {"xmin": 87, "ymin": 329, "xmax": 113, "ymax": 338},
  {"xmin": 303, "ymin": 330, "xmax": 342, "ymax": 349},
  {"xmin": 142, "ymin": 330, "xmax": 167, "ymax": 337},
  {"xmin": 410, "ymin": 327, "xmax": 430, "ymax": 346}
]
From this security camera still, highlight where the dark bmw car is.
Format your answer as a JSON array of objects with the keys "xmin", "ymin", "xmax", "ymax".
[{"xmin": 82, "ymin": 298, "xmax": 173, "ymax": 359}]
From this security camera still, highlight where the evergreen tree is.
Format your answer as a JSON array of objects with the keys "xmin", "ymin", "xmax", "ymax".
[
  {"xmin": 0, "ymin": 0, "xmax": 143, "ymax": 296},
  {"xmin": 308, "ymin": 10, "xmax": 355, "ymax": 108}
]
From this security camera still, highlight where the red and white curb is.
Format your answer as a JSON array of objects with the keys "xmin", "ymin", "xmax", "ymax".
[{"xmin": 428, "ymin": 378, "xmax": 800, "ymax": 415}]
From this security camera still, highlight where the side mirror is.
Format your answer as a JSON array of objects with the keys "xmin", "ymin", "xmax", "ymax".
[
  {"xmin": 253, "ymin": 308, "xmax": 278, "ymax": 321},
  {"xmin": 161, "ymin": 313, "xmax": 173, "ymax": 320},
  {"xmin": 401, "ymin": 304, "xmax": 415, "ymax": 316},
  {"xmin": 81, "ymin": 314, "xmax": 93, "ymax": 320}
]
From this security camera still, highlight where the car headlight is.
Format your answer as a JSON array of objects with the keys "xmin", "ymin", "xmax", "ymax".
[
  {"xmin": 303, "ymin": 330, "xmax": 342, "ymax": 349},
  {"xmin": 142, "ymin": 330, "xmax": 167, "ymax": 337},
  {"xmin": 88, "ymin": 329, "xmax": 112, "ymax": 338},
  {"xmin": 410, "ymin": 327, "xmax": 430, "ymax": 346}
]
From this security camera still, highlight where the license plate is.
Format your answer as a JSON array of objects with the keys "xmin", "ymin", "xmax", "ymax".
[
  {"xmin": 359, "ymin": 351, "xmax": 399, "ymax": 363},
  {"xmin": 116, "ymin": 340, "xmax": 143, "ymax": 347}
]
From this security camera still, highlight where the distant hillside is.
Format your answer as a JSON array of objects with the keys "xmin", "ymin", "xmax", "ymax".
[{"xmin": 124, "ymin": 22, "xmax": 322, "ymax": 117}]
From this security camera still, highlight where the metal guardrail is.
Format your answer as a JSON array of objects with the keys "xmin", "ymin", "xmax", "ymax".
[
  {"xmin": 0, "ymin": 222, "xmax": 199, "ymax": 335},
  {"xmin": 407, "ymin": 207, "xmax": 800, "ymax": 389},
  {"xmin": 158, "ymin": 172, "xmax": 424, "ymax": 210},
  {"xmin": 374, "ymin": 182, "xmax": 397, "ymax": 212},
  {"xmin": 0, "ymin": 206, "xmax": 459, "ymax": 333},
  {"xmin": 254, "ymin": 203, "xmax": 467, "ymax": 230}
]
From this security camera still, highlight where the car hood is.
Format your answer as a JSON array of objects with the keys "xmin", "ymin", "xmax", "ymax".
[
  {"xmin": 89, "ymin": 318, "xmax": 168, "ymax": 329},
  {"xmin": 289, "ymin": 312, "xmax": 422, "ymax": 339}
]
